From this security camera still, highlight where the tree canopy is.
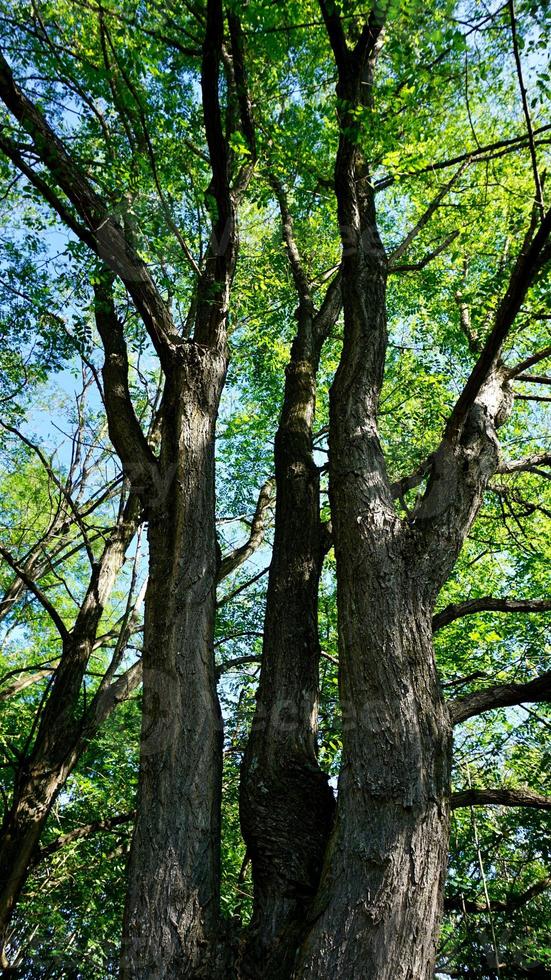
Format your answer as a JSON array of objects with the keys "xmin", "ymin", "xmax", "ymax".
[{"xmin": 0, "ymin": 0, "xmax": 549, "ymax": 977}]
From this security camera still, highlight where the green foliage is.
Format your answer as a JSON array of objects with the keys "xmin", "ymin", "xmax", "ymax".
[{"xmin": 0, "ymin": 0, "xmax": 549, "ymax": 974}]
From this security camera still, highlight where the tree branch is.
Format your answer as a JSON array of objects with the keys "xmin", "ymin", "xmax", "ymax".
[
  {"xmin": 508, "ymin": 0, "xmax": 544, "ymax": 211},
  {"xmin": 35, "ymin": 811, "xmax": 136, "ymax": 864},
  {"xmin": 445, "ymin": 876, "xmax": 551, "ymax": 914},
  {"xmin": 85, "ymin": 659, "xmax": 142, "ymax": 734},
  {"xmin": 389, "ymin": 164, "xmax": 467, "ymax": 265},
  {"xmin": 451, "ymin": 671, "xmax": 551, "ymax": 724},
  {"xmin": 93, "ymin": 274, "xmax": 159, "ymax": 498},
  {"xmin": 217, "ymin": 479, "xmax": 274, "ymax": 582},
  {"xmin": 390, "ymin": 231, "xmax": 459, "ymax": 273},
  {"xmin": 0, "ymin": 669, "xmax": 53, "ymax": 702},
  {"xmin": 445, "ymin": 207, "xmax": 551, "ymax": 441},
  {"xmin": 375, "ymin": 123, "xmax": 551, "ymax": 192},
  {"xmin": 268, "ymin": 172, "xmax": 311, "ymax": 304},
  {"xmin": 508, "ymin": 345, "xmax": 551, "ymax": 378},
  {"xmin": 0, "ymin": 545, "xmax": 69, "ymax": 641},
  {"xmin": 0, "ymin": 51, "xmax": 176, "ymax": 367},
  {"xmin": 312, "ymin": 267, "xmax": 342, "ymax": 346},
  {"xmin": 193, "ymin": 0, "xmax": 236, "ymax": 347},
  {"xmin": 451, "ymin": 787, "xmax": 551, "ymax": 809},
  {"xmin": 433, "ymin": 596, "xmax": 551, "ymax": 631},
  {"xmin": 497, "ymin": 452, "xmax": 551, "ymax": 474},
  {"xmin": 516, "ymin": 374, "xmax": 551, "ymax": 384}
]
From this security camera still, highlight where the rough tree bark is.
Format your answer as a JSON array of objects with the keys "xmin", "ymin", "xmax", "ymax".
[
  {"xmin": 120, "ymin": 352, "xmax": 228, "ymax": 978},
  {"xmin": 240, "ymin": 182, "xmax": 341, "ymax": 974},
  {"xmin": 292, "ymin": 6, "xmax": 551, "ymax": 978},
  {"xmin": 120, "ymin": 3, "xmax": 255, "ymax": 974},
  {"xmin": 0, "ymin": 1, "xmax": 256, "ymax": 972},
  {"xmin": 1, "ymin": 4, "xmax": 550, "ymax": 978}
]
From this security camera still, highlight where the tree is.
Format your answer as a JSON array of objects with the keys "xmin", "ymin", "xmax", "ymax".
[{"xmin": 0, "ymin": 0, "xmax": 549, "ymax": 977}]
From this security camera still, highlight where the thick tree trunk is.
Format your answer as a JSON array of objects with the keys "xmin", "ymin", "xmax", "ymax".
[
  {"xmin": 293, "ymin": 265, "xmax": 452, "ymax": 979},
  {"xmin": 295, "ymin": 586, "xmax": 451, "ymax": 979},
  {"xmin": 240, "ymin": 348, "xmax": 335, "ymax": 977},
  {"xmin": 292, "ymin": 23, "xmax": 452, "ymax": 964},
  {"xmin": 120, "ymin": 353, "xmax": 226, "ymax": 980}
]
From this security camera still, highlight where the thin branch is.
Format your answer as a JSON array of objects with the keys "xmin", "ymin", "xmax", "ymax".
[
  {"xmin": 35, "ymin": 811, "xmax": 136, "ymax": 864},
  {"xmin": 375, "ymin": 123, "xmax": 551, "ymax": 192},
  {"xmin": 217, "ymin": 565, "xmax": 270, "ymax": 607},
  {"xmin": 217, "ymin": 479, "xmax": 274, "ymax": 582},
  {"xmin": 0, "ymin": 420, "xmax": 96, "ymax": 566},
  {"xmin": 515, "ymin": 392, "xmax": 551, "ymax": 403},
  {"xmin": 0, "ymin": 545, "xmax": 69, "ymax": 641},
  {"xmin": 84, "ymin": 659, "xmax": 142, "ymax": 734},
  {"xmin": 508, "ymin": 0, "xmax": 544, "ymax": 211},
  {"xmin": 516, "ymin": 374, "xmax": 551, "ymax": 385},
  {"xmin": 0, "ymin": 669, "xmax": 53, "ymax": 702},
  {"xmin": 312, "ymin": 267, "xmax": 342, "ymax": 345},
  {"xmin": 0, "ymin": 51, "xmax": 176, "ymax": 366},
  {"xmin": 390, "ymin": 231, "xmax": 459, "ymax": 273},
  {"xmin": 445, "ymin": 207, "xmax": 551, "ymax": 440},
  {"xmin": 445, "ymin": 876, "xmax": 551, "ymax": 914},
  {"xmin": 215, "ymin": 655, "xmax": 261, "ymax": 679},
  {"xmin": 268, "ymin": 172, "xmax": 311, "ymax": 303},
  {"xmin": 389, "ymin": 164, "xmax": 467, "ymax": 264}
]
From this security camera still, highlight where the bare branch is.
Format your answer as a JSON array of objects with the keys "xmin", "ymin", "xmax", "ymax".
[
  {"xmin": 498, "ymin": 452, "xmax": 551, "ymax": 474},
  {"xmin": 0, "ymin": 51, "xmax": 177, "ymax": 366},
  {"xmin": 0, "ymin": 670, "xmax": 53, "ymax": 702},
  {"xmin": 268, "ymin": 172, "xmax": 311, "ymax": 304},
  {"xmin": 389, "ymin": 164, "xmax": 467, "ymax": 265},
  {"xmin": 445, "ymin": 876, "xmax": 551, "ymax": 914},
  {"xmin": 434, "ymin": 596, "xmax": 551, "ymax": 631},
  {"xmin": 508, "ymin": 345, "xmax": 551, "ymax": 378},
  {"xmin": 390, "ymin": 456, "xmax": 434, "ymax": 499},
  {"xmin": 0, "ymin": 420, "xmax": 96, "ymax": 566},
  {"xmin": 0, "ymin": 545, "xmax": 69, "ymax": 641},
  {"xmin": 217, "ymin": 565, "xmax": 270, "ymax": 607},
  {"xmin": 451, "ymin": 671, "xmax": 551, "ymax": 724},
  {"xmin": 515, "ymin": 392, "xmax": 551, "ymax": 403},
  {"xmin": 508, "ymin": 0, "xmax": 544, "ymax": 211},
  {"xmin": 375, "ymin": 123, "xmax": 551, "ymax": 192},
  {"xmin": 312, "ymin": 267, "xmax": 342, "ymax": 345},
  {"xmin": 85, "ymin": 659, "xmax": 142, "ymax": 734},
  {"xmin": 451, "ymin": 787, "xmax": 551, "ymax": 809},
  {"xmin": 516, "ymin": 374, "xmax": 551, "ymax": 385},
  {"xmin": 390, "ymin": 231, "xmax": 459, "ymax": 274},
  {"xmin": 217, "ymin": 479, "xmax": 274, "ymax": 582},
  {"xmin": 36, "ymin": 811, "xmax": 136, "ymax": 864},
  {"xmin": 215, "ymin": 655, "xmax": 261, "ymax": 679},
  {"xmin": 445, "ymin": 207, "xmax": 551, "ymax": 441}
]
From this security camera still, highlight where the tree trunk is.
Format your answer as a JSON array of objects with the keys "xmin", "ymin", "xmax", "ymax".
[
  {"xmin": 120, "ymin": 352, "xmax": 226, "ymax": 980},
  {"xmin": 293, "ymin": 248, "xmax": 452, "ymax": 980},
  {"xmin": 0, "ymin": 769, "xmax": 66, "ymax": 969},
  {"xmin": 0, "ymin": 505, "xmax": 137, "ymax": 968},
  {"xmin": 295, "ymin": 586, "xmax": 451, "ymax": 979},
  {"xmin": 292, "ymin": 25, "xmax": 452, "ymax": 966},
  {"xmin": 240, "ymin": 346, "xmax": 335, "ymax": 977}
]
